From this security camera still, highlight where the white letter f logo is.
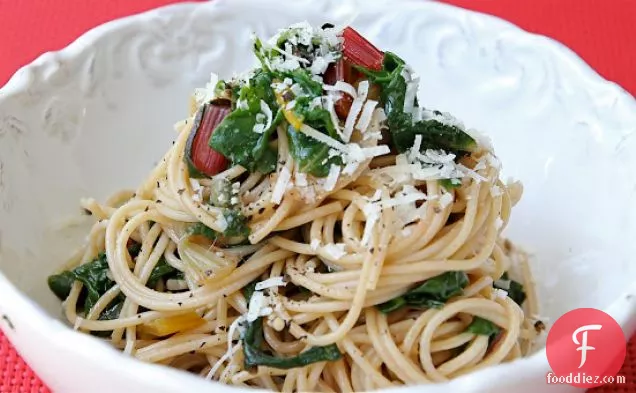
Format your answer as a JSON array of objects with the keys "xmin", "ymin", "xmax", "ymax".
[{"xmin": 572, "ymin": 324, "xmax": 602, "ymax": 368}]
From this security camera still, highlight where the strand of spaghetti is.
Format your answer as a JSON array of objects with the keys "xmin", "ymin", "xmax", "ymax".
[
  {"xmin": 434, "ymin": 335, "xmax": 489, "ymax": 378},
  {"xmin": 366, "ymin": 308, "xmax": 430, "ymax": 384},
  {"xmin": 105, "ymin": 202, "xmax": 293, "ymax": 309},
  {"xmin": 306, "ymin": 360, "xmax": 328, "ymax": 392},
  {"xmin": 430, "ymin": 333, "xmax": 474, "ymax": 352},
  {"xmin": 249, "ymin": 197, "xmax": 296, "ymax": 244},
  {"xmin": 263, "ymin": 323, "xmax": 305, "ymax": 354},
  {"xmin": 268, "ymin": 236, "xmax": 318, "ymax": 256},
  {"xmin": 329, "ymin": 358, "xmax": 354, "ymax": 392},
  {"xmin": 282, "ymin": 369, "xmax": 298, "ymax": 392},
  {"xmin": 122, "ymin": 231, "xmax": 171, "ymax": 353},
  {"xmin": 347, "ymin": 318, "xmax": 416, "ymax": 344},
  {"xmin": 136, "ymin": 333, "xmax": 226, "ymax": 363},
  {"xmin": 366, "ymin": 205, "xmax": 392, "ymax": 290},
  {"xmin": 417, "ymin": 297, "xmax": 510, "ymax": 381},
  {"xmin": 276, "ymin": 201, "xmax": 343, "ymax": 231},
  {"xmin": 323, "ymin": 313, "xmax": 393, "ymax": 388},
  {"xmin": 472, "ymin": 297, "xmax": 522, "ymax": 370},
  {"xmin": 85, "ymin": 285, "xmax": 121, "ymax": 321},
  {"xmin": 284, "ymin": 285, "xmax": 405, "ymax": 314},
  {"xmin": 74, "ymin": 309, "xmax": 175, "ymax": 331}
]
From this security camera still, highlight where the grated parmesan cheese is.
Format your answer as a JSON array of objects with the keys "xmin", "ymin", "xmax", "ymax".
[
  {"xmin": 323, "ymin": 81, "xmax": 357, "ymax": 99},
  {"xmin": 324, "ymin": 165, "xmax": 341, "ymax": 192},
  {"xmin": 491, "ymin": 185, "xmax": 502, "ymax": 197},
  {"xmin": 300, "ymin": 124, "xmax": 347, "ymax": 152},
  {"xmin": 310, "ymin": 56, "xmax": 330, "ymax": 75},
  {"xmin": 166, "ymin": 279, "xmax": 189, "ymax": 291},
  {"xmin": 342, "ymin": 81, "xmax": 370, "ymax": 142},
  {"xmin": 215, "ymin": 214, "xmax": 228, "ymax": 232},
  {"xmin": 403, "ymin": 78, "xmax": 419, "ymax": 114},
  {"xmin": 356, "ymin": 100, "xmax": 378, "ymax": 133},
  {"xmin": 270, "ymin": 44, "xmax": 310, "ymax": 65},
  {"xmin": 380, "ymin": 188, "xmax": 428, "ymax": 208},
  {"xmin": 345, "ymin": 144, "xmax": 366, "ymax": 162},
  {"xmin": 247, "ymin": 291, "xmax": 266, "ymax": 322},
  {"xmin": 190, "ymin": 178, "xmax": 203, "ymax": 192},
  {"xmin": 492, "ymin": 288, "xmax": 509, "ymax": 300},
  {"xmin": 343, "ymin": 99, "xmax": 363, "ymax": 142},
  {"xmin": 190, "ymin": 179, "xmax": 203, "ymax": 202},
  {"xmin": 290, "ymin": 83, "xmax": 304, "ymax": 97},
  {"xmin": 208, "ymin": 316, "xmax": 244, "ymax": 380},
  {"xmin": 310, "ymin": 239, "xmax": 321, "ymax": 251},
  {"xmin": 271, "ymin": 167, "xmax": 292, "ymax": 205},
  {"xmin": 456, "ymin": 163, "xmax": 487, "ymax": 182},
  {"xmin": 493, "ymin": 279, "xmax": 511, "ymax": 290},
  {"xmin": 401, "ymin": 227, "xmax": 413, "ymax": 237},
  {"xmin": 323, "ymin": 243, "xmax": 348, "ymax": 259},
  {"xmin": 361, "ymin": 201, "xmax": 381, "ymax": 245},
  {"xmin": 361, "ymin": 145, "xmax": 390, "ymax": 159},
  {"xmin": 342, "ymin": 162, "xmax": 359, "ymax": 176},
  {"xmin": 325, "ymin": 95, "xmax": 344, "ymax": 141},
  {"xmin": 255, "ymin": 276, "xmax": 287, "ymax": 291},
  {"xmin": 295, "ymin": 172, "xmax": 308, "ymax": 187},
  {"xmin": 439, "ymin": 192, "xmax": 454, "ymax": 208},
  {"xmin": 193, "ymin": 72, "xmax": 220, "ymax": 107}
]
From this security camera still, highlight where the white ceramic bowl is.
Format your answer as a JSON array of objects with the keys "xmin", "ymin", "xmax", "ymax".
[{"xmin": 1, "ymin": 0, "xmax": 636, "ymax": 392}]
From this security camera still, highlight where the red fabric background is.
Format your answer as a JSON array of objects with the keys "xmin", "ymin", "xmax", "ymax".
[{"xmin": 1, "ymin": 0, "xmax": 635, "ymax": 392}]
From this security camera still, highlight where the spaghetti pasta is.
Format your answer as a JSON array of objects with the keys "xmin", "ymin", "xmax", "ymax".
[{"xmin": 47, "ymin": 22, "xmax": 542, "ymax": 392}]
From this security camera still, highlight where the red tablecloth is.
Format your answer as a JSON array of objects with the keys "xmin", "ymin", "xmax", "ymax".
[{"xmin": 1, "ymin": 0, "xmax": 635, "ymax": 392}]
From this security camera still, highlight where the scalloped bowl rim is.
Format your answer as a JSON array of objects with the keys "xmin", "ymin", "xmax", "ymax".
[{"xmin": 1, "ymin": 1, "xmax": 635, "ymax": 392}]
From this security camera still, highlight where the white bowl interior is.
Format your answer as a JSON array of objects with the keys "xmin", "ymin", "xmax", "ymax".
[{"xmin": 1, "ymin": 0, "xmax": 636, "ymax": 391}]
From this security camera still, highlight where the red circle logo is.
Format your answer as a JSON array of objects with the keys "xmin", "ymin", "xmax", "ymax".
[{"xmin": 546, "ymin": 308, "xmax": 626, "ymax": 388}]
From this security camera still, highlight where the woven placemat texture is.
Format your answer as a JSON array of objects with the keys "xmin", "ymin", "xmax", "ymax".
[{"xmin": 0, "ymin": 333, "xmax": 49, "ymax": 393}]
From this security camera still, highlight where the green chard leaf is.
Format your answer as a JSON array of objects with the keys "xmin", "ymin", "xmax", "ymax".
[
  {"xmin": 285, "ymin": 87, "xmax": 344, "ymax": 177},
  {"xmin": 187, "ymin": 222, "xmax": 219, "ymax": 241},
  {"xmin": 209, "ymin": 177, "xmax": 232, "ymax": 208},
  {"xmin": 48, "ymin": 243, "xmax": 181, "ymax": 315},
  {"xmin": 358, "ymin": 52, "xmax": 476, "ymax": 156},
  {"xmin": 243, "ymin": 279, "xmax": 259, "ymax": 303},
  {"xmin": 70, "ymin": 252, "xmax": 115, "ymax": 313},
  {"xmin": 285, "ymin": 68, "xmax": 323, "ymax": 97},
  {"xmin": 376, "ymin": 297, "xmax": 407, "ymax": 314},
  {"xmin": 147, "ymin": 258, "xmax": 179, "ymax": 288},
  {"xmin": 98, "ymin": 298, "xmax": 124, "ymax": 321},
  {"xmin": 209, "ymin": 70, "xmax": 282, "ymax": 174},
  {"xmin": 390, "ymin": 117, "xmax": 477, "ymax": 155},
  {"xmin": 495, "ymin": 273, "xmax": 527, "ymax": 306},
  {"xmin": 48, "ymin": 271, "xmax": 76, "ymax": 301},
  {"xmin": 243, "ymin": 318, "xmax": 342, "ymax": 369},
  {"xmin": 91, "ymin": 296, "xmax": 125, "ymax": 338},
  {"xmin": 287, "ymin": 125, "xmax": 342, "ymax": 177},
  {"xmin": 377, "ymin": 271, "xmax": 469, "ymax": 314},
  {"xmin": 222, "ymin": 209, "xmax": 250, "ymax": 238},
  {"xmin": 507, "ymin": 280, "xmax": 527, "ymax": 306},
  {"xmin": 465, "ymin": 317, "xmax": 501, "ymax": 337},
  {"xmin": 439, "ymin": 178, "xmax": 462, "ymax": 190}
]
